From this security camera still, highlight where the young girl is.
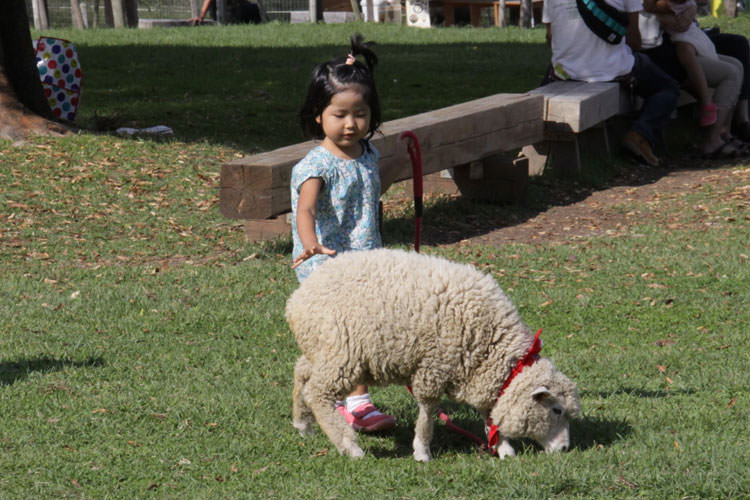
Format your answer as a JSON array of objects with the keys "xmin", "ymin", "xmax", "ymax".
[{"xmin": 290, "ymin": 34, "xmax": 396, "ymax": 433}]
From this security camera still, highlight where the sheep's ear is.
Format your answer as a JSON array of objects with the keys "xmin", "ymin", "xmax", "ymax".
[{"xmin": 531, "ymin": 386, "xmax": 551, "ymax": 402}]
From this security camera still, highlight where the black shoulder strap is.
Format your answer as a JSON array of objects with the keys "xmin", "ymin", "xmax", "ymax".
[{"xmin": 576, "ymin": 0, "xmax": 629, "ymax": 45}]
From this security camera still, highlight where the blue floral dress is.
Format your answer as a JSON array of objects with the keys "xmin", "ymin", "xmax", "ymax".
[{"xmin": 290, "ymin": 142, "xmax": 382, "ymax": 282}]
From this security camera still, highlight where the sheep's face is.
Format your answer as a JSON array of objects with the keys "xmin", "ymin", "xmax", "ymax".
[{"xmin": 490, "ymin": 359, "xmax": 580, "ymax": 453}]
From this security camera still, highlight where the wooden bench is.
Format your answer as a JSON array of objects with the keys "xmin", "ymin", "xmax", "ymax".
[
  {"xmin": 220, "ymin": 93, "xmax": 544, "ymax": 241},
  {"xmin": 521, "ymin": 80, "xmax": 699, "ymax": 175}
]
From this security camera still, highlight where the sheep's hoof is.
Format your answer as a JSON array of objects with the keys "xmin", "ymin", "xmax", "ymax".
[
  {"xmin": 413, "ymin": 436, "xmax": 432, "ymax": 462},
  {"xmin": 346, "ymin": 446, "xmax": 365, "ymax": 459},
  {"xmin": 293, "ymin": 419, "xmax": 315, "ymax": 436}
]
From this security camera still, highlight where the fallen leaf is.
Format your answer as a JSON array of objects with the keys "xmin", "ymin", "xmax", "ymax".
[
  {"xmin": 654, "ymin": 339, "xmax": 675, "ymax": 347},
  {"xmin": 312, "ymin": 448, "xmax": 329, "ymax": 457},
  {"xmin": 71, "ymin": 479, "xmax": 82, "ymax": 489},
  {"xmin": 728, "ymin": 398, "xmax": 737, "ymax": 409},
  {"xmin": 92, "ymin": 408, "xmax": 108, "ymax": 414},
  {"xmin": 151, "ymin": 413, "xmax": 167, "ymax": 420},
  {"xmin": 656, "ymin": 365, "xmax": 667, "ymax": 373}
]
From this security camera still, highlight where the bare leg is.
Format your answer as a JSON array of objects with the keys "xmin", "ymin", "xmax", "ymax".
[{"xmin": 675, "ymin": 41, "xmax": 712, "ymax": 107}]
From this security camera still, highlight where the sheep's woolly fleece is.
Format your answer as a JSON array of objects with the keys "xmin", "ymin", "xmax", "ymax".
[
  {"xmin": 286, "ymin": 248, "xmax": 579, "ymax": 459},
  {"xmin": 286, "ymin": 248, "xmax": 533, "ymax": 407}
]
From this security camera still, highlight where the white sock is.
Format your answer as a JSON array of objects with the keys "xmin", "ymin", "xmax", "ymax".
[{"xmin": 345, "ymin": 393, "xmax": 382, "ymax": 419}]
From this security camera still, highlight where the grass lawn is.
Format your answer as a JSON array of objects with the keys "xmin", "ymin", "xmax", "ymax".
[{"xmin": 1, "ymin": 18, "xmax": 749, "ymax": 499}]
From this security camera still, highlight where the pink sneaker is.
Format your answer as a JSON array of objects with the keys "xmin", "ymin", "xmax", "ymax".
[{"xmin": 336, "ymin": 403, "xmax": 395, "ymax": 433}]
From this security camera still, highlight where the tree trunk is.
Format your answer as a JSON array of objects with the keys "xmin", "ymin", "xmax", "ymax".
[
  {"xmin": 71, "ymin": 0, "xmax": 86, "ymax": 29},
  {"xmin": 31, "ymin": 0, "xmax": 50, "ymax": 31},
  {"xmin": 519, "ymin": 0, "xmax": 532, "ymax": 28},
  {"xmin": 0, "ymin": 0, "xmax": 69, "ymax": 141},
  {"xmin": 124, "ymin": 0, "xmax": 138, "ymax": 27},
  {"xmin": 724, "ymin": 0, "xmax": 737, "ymax": 17}
]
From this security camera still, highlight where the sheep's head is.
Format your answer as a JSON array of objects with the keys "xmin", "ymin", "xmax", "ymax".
[{"xmin": 490, "ymin": 357, "xmax": 580, "ymax": 454}]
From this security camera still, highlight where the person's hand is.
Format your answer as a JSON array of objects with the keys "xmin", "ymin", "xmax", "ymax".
[
  {"xmin": 189, "ymin": 17, "xmax": 204, "ymax": 25},
  {"xmin": 291, "ymin": 244, "xmax": 336, "ymax": 269}
]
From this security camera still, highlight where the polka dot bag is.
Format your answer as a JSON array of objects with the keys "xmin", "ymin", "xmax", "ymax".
[{"xmin": 33, "ymin": 37, "xmax": 83, "ymax": 121}]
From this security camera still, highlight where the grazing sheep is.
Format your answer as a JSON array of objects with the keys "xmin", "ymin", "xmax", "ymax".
[{"xmin": 286, "ymin": 248, "xmax": 580, "ymax": 461}]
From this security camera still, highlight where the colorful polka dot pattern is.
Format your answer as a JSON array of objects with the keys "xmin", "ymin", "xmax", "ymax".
[{"xmin": 34, "ymin": 37, "xmax": 83, "ymax": 121}]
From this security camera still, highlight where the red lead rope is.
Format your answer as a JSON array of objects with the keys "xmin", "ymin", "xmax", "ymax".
[
  {"xmin": 400, "ymin": 131, "xmax": 423, "ymax": 253},
  {"xmin": 486, "ymin": 329, "xmax": 543, "ymax": 450},
  {"xmin": 399, "ymin": 130, "xmax": 543, "ymax": 455}
]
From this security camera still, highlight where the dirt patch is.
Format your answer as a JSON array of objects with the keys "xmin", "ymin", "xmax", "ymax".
[{"xmin": 409, "ymin": 160, "xmax": 750, "ymax": 248}]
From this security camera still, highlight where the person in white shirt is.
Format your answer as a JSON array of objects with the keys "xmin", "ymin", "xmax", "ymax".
[{"xmin": 543, "ymin": 0, "xmax": 680, "ymax": 166}]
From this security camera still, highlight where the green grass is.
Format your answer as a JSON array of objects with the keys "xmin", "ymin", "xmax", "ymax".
[{"xmin": 1, "ymin": 19, "xmax": 749, "ymax": 499}]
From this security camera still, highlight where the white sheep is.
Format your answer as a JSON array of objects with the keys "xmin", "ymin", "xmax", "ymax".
[{"xmin": 286, "ymin": 248, "xmax": 580, "ymax": 461}]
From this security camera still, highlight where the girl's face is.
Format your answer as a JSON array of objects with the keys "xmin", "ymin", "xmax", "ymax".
[{"xmin": 316, "ymin": 87, "xmax": 371, "ymax": 159}]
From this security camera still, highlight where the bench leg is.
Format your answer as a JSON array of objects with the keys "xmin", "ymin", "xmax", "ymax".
[{"xmin": 244, "ymin": 213, "xmax": 292, "ymax": 242}]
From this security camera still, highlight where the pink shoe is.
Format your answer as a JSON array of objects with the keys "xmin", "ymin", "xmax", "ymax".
[
  {"xmin": 336, "ymin": 403, "xmax": 395, "ymax": 433},
  {"xmin": 700, "ymin": 103, "xmax": 717, "ymax": 127}
]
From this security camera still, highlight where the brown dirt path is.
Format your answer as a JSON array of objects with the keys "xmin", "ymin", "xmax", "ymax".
[{"xmin": 409, "ymin": 162, "xmax": 750, "ymax": 247}]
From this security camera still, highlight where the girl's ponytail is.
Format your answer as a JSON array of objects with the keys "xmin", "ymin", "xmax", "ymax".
[{"xmin": 349, "ymin": 33, "xmax": 378, "ymax": 72}]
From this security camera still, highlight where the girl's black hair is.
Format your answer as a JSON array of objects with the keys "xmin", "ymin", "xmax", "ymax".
[{"xmin": 299, "ymin": 34, "xmax": 382, "ymax": 141}]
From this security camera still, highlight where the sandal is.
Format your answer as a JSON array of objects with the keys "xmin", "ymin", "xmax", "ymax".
[
  {"xmin": 337, "ymin": 403, "xmax": 396, "ymax": 433},
  {"xmin": 702, "ymin": 139, "xmax": 743, "ymax": 160},
  {"xmin": 699, "ymin": 103, "xmax": 717, "ymax": 127}
]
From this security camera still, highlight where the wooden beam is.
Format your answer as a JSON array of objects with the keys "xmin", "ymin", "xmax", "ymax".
[
  {"xmin": 529, "ymin": 81, "xmax": 622, "ymax": 133},
  {"xmin": 220, "ymin": 93, "xmax": 543, "ymax": 220}
]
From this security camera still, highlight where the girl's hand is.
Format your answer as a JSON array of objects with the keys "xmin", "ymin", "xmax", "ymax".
[{"xmin": 291, "ymin": 244, "xmax": 337, "ymax": 269}]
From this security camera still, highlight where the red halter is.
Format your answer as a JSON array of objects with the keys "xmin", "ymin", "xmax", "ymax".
[{"xmin": 486, "ymin": 329, "xmax": 543, "ymax": 450}]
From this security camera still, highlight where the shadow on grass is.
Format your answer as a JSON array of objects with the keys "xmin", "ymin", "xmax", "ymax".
[
  {"xmin": 0, "ymin": 357, "xmax": 104, "ymax": 386},
  {"xmin": 382, "ymin": 151, "xmax": 717, "ymax": 248},
  {"xmin": 571, "ymin": 415, "xmax": 632, "ymax": 451},
  {"xmin": 366, "ymin": 401, "xmax": 632, "ymax": 459}
]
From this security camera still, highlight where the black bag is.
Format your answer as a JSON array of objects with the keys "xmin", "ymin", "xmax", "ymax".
[{"xmin": 576, "ymin": 0, "xmax": 629, "ymax": 44}]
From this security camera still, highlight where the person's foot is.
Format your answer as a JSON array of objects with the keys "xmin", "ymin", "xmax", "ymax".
[
  {"xmin": 336, "ymin": 403, "xmax": 396, "ymax": 432},
  {"xmin": 622, "ymin": 130, "xmax": 660, "ymax": 167}
]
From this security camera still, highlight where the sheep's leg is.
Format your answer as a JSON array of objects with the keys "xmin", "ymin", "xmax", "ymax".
[
  {"xmin": 306, "ymin": 372, "xmax": 364, "ymax": 459},
  {"xmin": 413, "ymin": 399, "xmax": 438, "ymax": 462},
  {"xmin": 292, "ymin": 356, "xmax": 315, "ymax": 436}
]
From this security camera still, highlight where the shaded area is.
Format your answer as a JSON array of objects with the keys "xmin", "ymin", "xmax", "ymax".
[
  {"xmin": 0, "ymin": 356, "xmax": 104, "ymax": 386},
  {"xmin": 72, "ymin": 41, "xmax": 548, "ymax": 151},
  {"xmin": 382, "ymin": 156, "xmax": 740, "ymax": 248}
]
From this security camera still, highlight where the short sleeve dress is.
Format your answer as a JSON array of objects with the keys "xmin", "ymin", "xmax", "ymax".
[{"xmin": 290, "ymin": 142, "xmax": 382, "ymax": 282}]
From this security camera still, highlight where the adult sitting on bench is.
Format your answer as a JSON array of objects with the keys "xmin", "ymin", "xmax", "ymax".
[{"xmin": 542, "ymin": 0, "xmax": 679, "ymax": 167}]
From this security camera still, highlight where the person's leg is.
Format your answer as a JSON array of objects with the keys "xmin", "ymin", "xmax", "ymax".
[
  {"xmin": 674, "ymin": 41, "xmax": 716, "ymax": 126},
  {"xmin": 710, "ymin": 33, "xmax": 750, "ymax": 138},
  {"xmin": 623, "ymin": 52, "xmax": 680, "ymax": 165},
  {"xmin": 337, "ymin": 385, "xmax": 396, "ymax": 432},
  {"xmin": 675, "ymin": 42, "xmax": 712, "ymax": 106},
  {"xmin": 696, "ymin": 54, "xmax": 743, "ymax": 155}
]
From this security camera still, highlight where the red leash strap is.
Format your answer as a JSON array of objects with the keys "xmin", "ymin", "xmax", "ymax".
[
  {"xmin": 400, "ymin": 131, "xmax": 423, "ymax": 253},
  {"xmin": 486, "ymin": 329, "xmax": 543, "ymax": 450}
]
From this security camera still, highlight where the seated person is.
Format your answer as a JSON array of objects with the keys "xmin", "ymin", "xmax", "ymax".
[
  {"xmin": 640, "ymin": 4, "xmax": 744, "ymax": 158},
  {"xmin": 543, "ymin": 0, "xmax": 679, "ymax": 166}
]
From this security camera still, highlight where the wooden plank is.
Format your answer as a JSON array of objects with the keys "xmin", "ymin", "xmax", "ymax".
[
  {"xmin": 529, "ymin": 81, "xmax": 621, "ymax": 133},
  {"xmin": 220, "ymin": 93, "xmax": 543, "ymax": 220}
]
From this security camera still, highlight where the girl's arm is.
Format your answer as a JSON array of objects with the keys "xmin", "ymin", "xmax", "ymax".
[{"xmin": 292, "ymin": 178, "xmax": 336, "ymax": 269}]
